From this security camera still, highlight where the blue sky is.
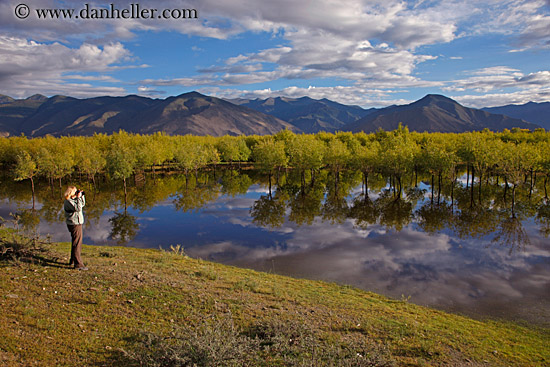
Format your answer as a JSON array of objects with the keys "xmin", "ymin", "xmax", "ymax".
[{"xmin": 1, "ymin": 0, "xmax": 549, "ymax": 108}]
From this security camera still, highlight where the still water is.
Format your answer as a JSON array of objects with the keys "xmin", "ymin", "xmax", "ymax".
[{"xmin": 1, "ymin": 169, "xmax": 549, "ymax": 326}]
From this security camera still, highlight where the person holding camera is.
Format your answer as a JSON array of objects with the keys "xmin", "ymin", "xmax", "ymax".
[{"xmin": 63, "ymin": 186, "xmax": 87, "ymax": 270}]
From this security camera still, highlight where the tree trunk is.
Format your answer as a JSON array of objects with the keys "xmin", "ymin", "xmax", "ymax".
[
  {"xmin": 503, "ymin": 176, "xmax": 508, "ymax": 204},
  {"xmin": 30, "ymin": 176, "xmax": 35, "ymax": 210},
  {"xmin": 511, "ymin": 184, "xmax": 516, "ymax": 218},
  {"xmin": 451, "ymin": 179, "xmax": 454, "ymax": 212},
  {"xmin": 268, "ymin": 173, "xmax": 272, "ymax": 199},
  {"xmin": 466, "ymin": 165, "xmax": 470, "ymax": 188},
  {"xmin": 437, "ymin": 172, "xmax": 441, "ymax": 205},
  {"xmin": 123, "ymin": 177, "xmax": 128, "ymax": 212},
  {"xmin": 478, "ymin": 172, "xmax": 482, "ymax": 204},
  {"xmin": 398, "ymin": 175, "xmax": 402, "ymax": 197},
  {"xmin": 470, "ymin": 166, "xmax": 475, "ymax": 207},
  {"xmin": 529, "ymin": 169, "xmax": 534, "ymax": 200},
  {"xmin": 431, "ymin": 174, "xmax": 434, "ymax": 205}
]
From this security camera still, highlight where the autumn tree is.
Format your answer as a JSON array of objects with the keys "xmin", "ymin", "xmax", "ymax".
[
  {"xmin": 106, "ymin": 131, "xmax": 137, "ymax": 200},
  {"xmin": 287, "ymin": 134, "xmax": 325, "ymax": 187},
  {"xmin": 74, "ymin": 136, "xmax": 107, "ymax": 187},
  {"xmin": 13, "ymin": 150, "xmax": 38, "ymax": 209},
  {"xmin": 216, "ymin": 136, "xmax": 251, "ymax": 166},
  {"xmin": 36, "ymin": 136, "xmax": 75, "ymax": 188},
  {"xmin": 251, "ymin": 138, "xmax": 288, "ymax": 194},
  {"xmin": 350, "ymin": 139, "xmax": 380, "ymax": 195},
  {"xmin": 323, "ymin": 138, "xmax": 350, "ymax": 184},
  {"xmin": 377, "ymin": 125, "xmax": 419, "ymax": 197}
]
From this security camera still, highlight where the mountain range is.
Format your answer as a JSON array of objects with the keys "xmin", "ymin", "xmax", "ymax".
[
  {"xmin": 483, "ymin": 102, "xmax": 550, "ymax": 130},
  {"xmin": 0, "ymin": 92, "xmax": 545, "ymax": 137},
  {"xmin": 230, "ymin": 96, "xmax": 374, "ymax": 133},
  {"xmin": 0, "ymin": 92, "xmax": 296, "ymax": 137}
]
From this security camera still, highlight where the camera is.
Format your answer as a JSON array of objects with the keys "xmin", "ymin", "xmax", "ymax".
[{"xmin": 75, "ymin": 189, "xmax": 85, "ymax": 197}]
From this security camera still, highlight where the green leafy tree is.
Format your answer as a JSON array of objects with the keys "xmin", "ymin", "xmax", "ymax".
[
  {"xmin": 106, "ymin": 132, "xmax": 137, "ymax": 199},
  {"xmin": 378, "ymin": 125, "xmax": 419, "ymax": 197},
  {"xmin": 350, "ymin": 139, "xmax": 380, "ymax": 194},
  {"xmin": 251, "ymin": 138, "xmax": 288, "ymax": 193},
  {"xmin": 323, "ymin": 138, "xmax": 350, "ymax": 178},
  {"xmin": 497, "ymin": 142, "xmax": 536, "ymax": 216},
  {"xmin": 216, "ymin": 137, "xmax": 251, "ymax": 165},
  {"xmin": 74, "ymin": 136, "xmax": 107, "ymax": 187},
  {"xmin": 173, "ymin": 137, "xmax": 209, "ymax": 182},
  {"xmin": 36, "ymin": 137, "xmax": 75, "ymax": 188},
  {"xmin": 13, "ymin": 150, "xmax": 38, "ymax": 209},
  {"xmin": 287, "ymin": 135, "xmax": 324, "ymax": 187}
]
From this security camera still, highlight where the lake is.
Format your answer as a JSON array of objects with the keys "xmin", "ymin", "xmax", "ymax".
[{"xmin": 1, "ymin": 168, "xmax": 549, "ymax": 326}]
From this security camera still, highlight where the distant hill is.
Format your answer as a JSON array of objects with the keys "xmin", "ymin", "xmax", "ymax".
[
  {"xmin": 483, "ymin": 102, "xmax": 550, "ymax": 130},
  {"xmin": 0, "ymin": 92, "xmax": 297, "ymax": 137},
  {"xmin": 231, "ymin": 96, "xmax": 374, "ymax": 133},
  {"xmin": 345, "ymin": 94, "xmax": 540, "ymax": 133},
  {"xmin": 0, "ymin": 94, "xmax": 16, "ymax": 105},
  {"xmin": 0, "ymin": 95, "xmax": 51, "ymax": 137}
]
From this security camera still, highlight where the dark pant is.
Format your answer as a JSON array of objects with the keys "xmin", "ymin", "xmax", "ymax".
[{"xmin": 67, "ymin": 224, "xmax": 84, "ymax": 268}]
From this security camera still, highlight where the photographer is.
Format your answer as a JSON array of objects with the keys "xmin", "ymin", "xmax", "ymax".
[{"xmin": 63, "ymin": 186, "xmax": 87, "ymax": 270}]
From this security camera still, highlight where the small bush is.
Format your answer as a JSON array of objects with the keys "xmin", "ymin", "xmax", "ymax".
[
  {"xmin": 169, "ymin": 244, "xmax": 186, "ymax": 257},
  {"xmin": 123, "ymin": 314, "xmax": 261, "ymax": 366},
  {"xmin": 0, "ymin": 230, "xmax": 51, "ymax": 264},
  {"xmin": 194, "ymin": 267, "xmax": 219, "ymax": 280},
  {"xmin": 123, "ymin": 315, "xmax": 395, "ymax": 367},
  {"xmin": 231, "ymin": 277, "xmax": 259, "ymax": 293}
]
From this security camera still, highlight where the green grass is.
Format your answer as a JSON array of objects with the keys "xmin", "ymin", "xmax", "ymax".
[{"xmin": 0, "ymin": 230, "xmax": 548, "ymax": 366}]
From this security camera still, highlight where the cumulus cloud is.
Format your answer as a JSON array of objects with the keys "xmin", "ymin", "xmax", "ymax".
[
  {"xmin": 140, "ymin": 39, "xmax": 441, "ymax": 106},
  {"xmin": 453, "ymin": 88, "xmax": 550, "ymax": 108},
  {"xmin": 441, "ymin": 66, "xmax": 550, "ymax": 107},
  {"xmin": 0, "ymin": 36, "xmax": 133, "ymax": 97}
]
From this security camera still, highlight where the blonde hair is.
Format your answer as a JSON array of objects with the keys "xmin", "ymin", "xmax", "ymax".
[{"xmin": 64, "ymin": 186, "xmax": 77, "ymax": 200}]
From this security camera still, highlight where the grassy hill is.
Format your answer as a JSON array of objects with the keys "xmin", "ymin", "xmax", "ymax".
[{"xmin": 1, "ymin": 230, "xmax": 548, "ymax": 366}]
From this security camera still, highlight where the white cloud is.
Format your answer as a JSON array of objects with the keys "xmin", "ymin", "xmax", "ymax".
[
  {"xmin": 453, "ymin": 88, "xmax": 550, "ymax": 108},
  {"xmin": 441, "ymin": 66, "xmax": 550, "ymax": 106},
  {"xmin": 200, "ymin": 86, "xmax": 411, "ymax": 108},
  {"xmin": 0, "ymin": 36, "xmax": 133, "ymax": 97}
]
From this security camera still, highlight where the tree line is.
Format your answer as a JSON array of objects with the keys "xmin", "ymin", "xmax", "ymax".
[{"xmin": 1, "ymin": 126, "xmax": 550, "ymax": 203}]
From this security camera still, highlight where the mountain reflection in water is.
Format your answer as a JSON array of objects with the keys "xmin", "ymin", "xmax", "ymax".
[{"xmin": 1, "ymin": 169, "xmax": 549, "ymax": 326}]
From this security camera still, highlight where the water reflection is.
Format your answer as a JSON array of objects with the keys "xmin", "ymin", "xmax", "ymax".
[{"xmin": 0, "ymin": 169, "xmax": 549, "ymax": 325}]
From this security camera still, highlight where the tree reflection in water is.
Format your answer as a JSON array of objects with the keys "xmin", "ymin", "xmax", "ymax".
[
  {"xmin": 108, "ymin": 211, "xmax": 139, "ymax": 245},
  {"xmin": 1, "ymin": 167, "xmax": 546, "ymax": 252}
]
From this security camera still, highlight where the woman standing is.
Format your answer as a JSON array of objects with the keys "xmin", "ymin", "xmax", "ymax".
[{"xmin": 63, "ymin": 186, "xmax": 87, "ymax": 270}]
